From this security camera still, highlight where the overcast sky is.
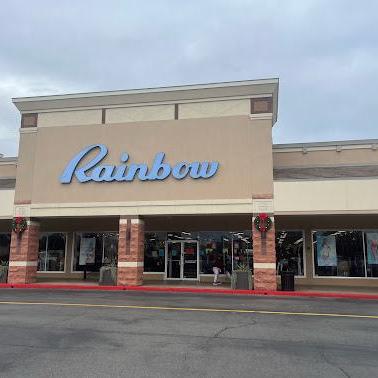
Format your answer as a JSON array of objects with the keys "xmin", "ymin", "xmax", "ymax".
[{"xmin": 1, "ymin": 0, "xmax": 377, "ymax": 156}]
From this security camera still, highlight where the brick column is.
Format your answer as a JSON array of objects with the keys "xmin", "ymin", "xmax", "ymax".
[
  {"xmin": 8, "ymin": 220, "xmax": 40, "ymax": 284},
  {"xmin": 252, "ymin": 214, "xmax": 277, "ymax": 291},
  {"xmin": 117, "ymin": 217, "xmax": 144, "ymax": 286}
]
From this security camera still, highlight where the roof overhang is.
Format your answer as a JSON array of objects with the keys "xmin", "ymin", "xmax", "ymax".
[{"xmin": 12, "ymin": 78, "xmax": 279, "ymax": 124}]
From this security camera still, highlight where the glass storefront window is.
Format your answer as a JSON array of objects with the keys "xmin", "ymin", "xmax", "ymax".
[
  {"xmin": 38, "ymin": 233, "xmax": 66, "ymax": 272},
  {"xmin": 144, "ymin": 232, "xmax": 166, "ymax": 272},
  {"xmin": 167, "ymin": 232, "xmax": 199, "ymax": 241},
  {"xmin": 144, "ymin": 230, "xmax": 251, "ymax": 275},
  {"xmin": 276, "ymin": 231, "xmax": 304, "ymax": 276},
  {"xmin": 198, "ymin": 232, "xmax": 233, "ymax": 274},
  {"xmin": 0, "ymin": 233, "xmax": 11, "ymax": 263},
  {"xmin": 103, "ymin": 233, "xmax": 118, "ymax": 265},
  {"xmin": 364, "ymin": 232, "xmax": 378, "ymax": 278},
  {"xmin": 73, "ymin": 232, "xmax": 118, "ymax": 272},
  {"xmin": 231, "ymin": 232, "xmax": 252, "ymax": 272},
  {"xmin": 144, "ymin": 228, "xmax": 378, "ymax": 278},
  {"xmin": 141, "ymin": 228, "xmax": 378, "ymax": 279},
  {"xmin": 313, "ymin": 231, "xmax": 365, "ymax": 277}
]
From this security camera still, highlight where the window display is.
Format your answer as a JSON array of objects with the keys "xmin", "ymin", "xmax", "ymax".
[
  {"xmin": 0, "ymin": 233, "xmax": 10, "ymax": 263},
  {"xmin": 276, "ymin": 231, "xmax": 304, "ymax": 276},
  {"xmin": 167, "ymin": 232, "xmax": 199, "ymax": 241},
  {"xmin": 198, "ymin": 232, "xmax": 233, "ymax": 274},
  {"xmin": 38, "ymin": 233, "xmax": 66, "ymax": 272},
  {"xmin": 364, "ymin": 232, "xmax": 378, "ymax": 278},
  {"xmin": 103, "ymin": 233, "xmax": 118, "ymax": 265},
  {"xmin": 313, "ymin": 231, "xmax": 365, "ymax": 277},
  {"xmin": 232, "ymin": 232, "xmax": 253, "ymax": 272},
  {"xmin": 144, "ymin": 232, "xmax": 166, "ymax": 272},
  {"xmin": 73, "ymin": 232, "xmax": 118, "ymax": 272},
  {"xmin": 142, "ymin": 228, "xmax": 378, "ymax": 279}
]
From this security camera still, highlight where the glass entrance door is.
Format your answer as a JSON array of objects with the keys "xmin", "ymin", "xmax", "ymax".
[
  {"xmin": 182, "ymin": 241, "xmax": 198, "ymax": 279},
  {"xmin": 166, "ymin": 241, "xmax": 181, "ymax": 279},
  {"xmin": 166, "ymin": 241, "xmax": 199, "ymax": 280}
]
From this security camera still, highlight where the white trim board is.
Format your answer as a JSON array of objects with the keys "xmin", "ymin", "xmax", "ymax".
[{"xmin": 29, "ymin": 199, "xmax": 256, "ymax": 217}]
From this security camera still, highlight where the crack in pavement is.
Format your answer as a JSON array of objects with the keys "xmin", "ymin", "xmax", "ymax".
[
  {"xmin": 319, "ymin": 349, "xmax": 352, "ymax": 378},
  {"xmin": 198, "ymin": 318, "xmax": 258, "ymax": 352}
]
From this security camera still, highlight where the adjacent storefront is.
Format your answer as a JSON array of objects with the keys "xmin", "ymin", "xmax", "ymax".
[{"xmin": 0, "ymin": 78, "xmax": 377, "ymax": 290}]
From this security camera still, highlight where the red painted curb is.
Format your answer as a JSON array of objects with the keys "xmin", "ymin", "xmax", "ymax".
[{"xmin": 0, "ymin": 283, "xmax": 377, "ymax": 300}]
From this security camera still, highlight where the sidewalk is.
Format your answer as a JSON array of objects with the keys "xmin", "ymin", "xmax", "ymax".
[{"xmin": 0, "ymin": 280, "xmax": 377, "ymax": 300}]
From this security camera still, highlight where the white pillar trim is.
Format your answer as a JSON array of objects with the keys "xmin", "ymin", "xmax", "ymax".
[
  {"xmin": 118, "ymin": 261, "xmax": 144, "ymax": 268},
  {"xmin": 119, "ymin": 218, "xmax": 144, "ymax": 225},
  {"xmin": 254, "ymin": 262, "xmax": 276, "ymax": 269},
  {"xmin": 9, "ymin": 261, "xmax": 38, "ymax": 267}
]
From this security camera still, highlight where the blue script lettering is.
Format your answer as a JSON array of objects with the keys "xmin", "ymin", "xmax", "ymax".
[{"xmin": 59, "ymin": 144, "xmax": 219, "ymax": 184}]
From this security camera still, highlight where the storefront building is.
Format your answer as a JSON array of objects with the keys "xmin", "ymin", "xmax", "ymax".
[{"xmin": 0, "ymin": 78, "xmax": 377, "ymax": 290}]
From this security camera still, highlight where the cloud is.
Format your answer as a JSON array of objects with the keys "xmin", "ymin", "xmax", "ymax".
[
  {"xmin": 1, "ymin": 0, "xmax": 377, "ymax": 155},
  {"xmin": 0, "ymin": 75, "xmax": 80, "ymax": 155}
]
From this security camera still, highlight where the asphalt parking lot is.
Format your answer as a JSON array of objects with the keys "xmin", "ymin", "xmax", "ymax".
[{"xmin": 0, "ymin": 289, "xmax": 377, "ymax": 378}]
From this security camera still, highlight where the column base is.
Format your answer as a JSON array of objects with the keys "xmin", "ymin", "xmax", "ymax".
[
  {"xmin": 8, "ymin": 265, "xmax": 37, "ymax": 284},
  {"xmin": 117, "ymin": 266, "xmax": 144, "ymax": 286},
  {"xmin": 8, "ymin": 222, "xmax": 40, "ymax": 284},
  {"xmin": 254, "ymin": 268, "xmax": 277, "ymax": 291}
]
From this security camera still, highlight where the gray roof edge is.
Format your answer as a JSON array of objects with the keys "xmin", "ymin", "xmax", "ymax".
[
  {"xmin": 273, "ymin": 139, "xmax": 378, "ymax": 149},
  {"xmin": 12, "ymin": 78, "xmax": 279, "ymax": 103},
  {"xmin": 0, "ymin": 157, "xmax": 18, "ymax": 163}
]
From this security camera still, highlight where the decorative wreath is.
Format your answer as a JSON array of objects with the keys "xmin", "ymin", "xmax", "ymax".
[
  {"xmin": 12, "ymin": 217, "xmax": 28, "ymax": 234},
  {"xmin": 254, "ymin": 213, "xmax": 272, "ymax": 233}
]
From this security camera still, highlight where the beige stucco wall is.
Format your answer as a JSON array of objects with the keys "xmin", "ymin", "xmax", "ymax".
[
  {"xmin": 35, "ymin": 99, "xmax": 253, "ymax": 127},
  {"xmin": 106, "ymin": 104, "xmax": 174, "ymax": 123},
  {"xmin": 18, "ymin": 115, "xmax": 273, "ymax": 212},
  {"xmin": 14, "ymin": 131, "xmax": 37, "ymax": 203},
  {"xmin": 0, "ymin": 163, "xmax": 17, "ymax": 178},
  {"xmin": 274, "ymin": 148, "xmax": 378, "ymax": 167},
  {"xmin": 274, "ymin": 179, "xmax": 378, "ymax": 214},
  {"xmin": 179, "ymin": 99, "xmax": 250, "ymax": 119},
  {"xmin": 0, "ymin": 190, "xmax": 14, "ymax": 219},
  {"xmin": 38, "ymin": 109, "xmax": 102, "ymax": 127}
]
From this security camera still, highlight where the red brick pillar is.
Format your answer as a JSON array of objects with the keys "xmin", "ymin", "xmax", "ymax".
[
  {"xmin": 117, "ymin": 217, "xmax": 144, "ymax": 286},
  {"xmin": 8, "ymin": 220, "xmax": 40, "ymax": 284},
  {"xmin": 252, "ymin": 214, "xmax": 277, "ymax": 291}
]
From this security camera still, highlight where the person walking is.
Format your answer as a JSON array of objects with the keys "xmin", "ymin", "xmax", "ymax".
[{"xmin": 213, "ymin": 258, "xmax": 222, "ymax": 285}]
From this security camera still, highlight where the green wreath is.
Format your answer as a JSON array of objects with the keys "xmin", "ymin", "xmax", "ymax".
[
  {"xmin": 254, "ymin": 213, "xmax": 272, "ymax": 233},
  {"xmin": 12, "ymin": 217, "xmax": 28, "ymax": 234}
]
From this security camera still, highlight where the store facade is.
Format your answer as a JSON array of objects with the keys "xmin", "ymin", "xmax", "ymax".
[{"xmin": 0, "ymin": 78, "xmax": 377, "ymax": 290}]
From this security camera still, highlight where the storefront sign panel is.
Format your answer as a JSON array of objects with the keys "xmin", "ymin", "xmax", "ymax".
[{"xmin": 60, "ymin": 144, "xmax": 219, "ymax": 184}]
